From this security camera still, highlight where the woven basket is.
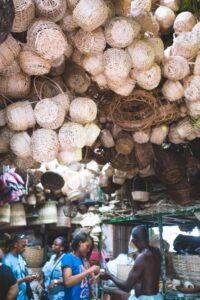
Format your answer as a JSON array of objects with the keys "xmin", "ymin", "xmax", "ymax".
[
  {"xmin": 173, "ymin": 11, "xmax": 196, "ymax": 35},
  {"xmin": 52, "ymin": 92, "xmax": 70, "ymax": 113},
  {"xmin": 162, "ymin": 80, "xmax": 184, "ymax": 102},
  {"xmin": 103, "ymin": 48, "xmax": 132, "ymax": 83},
  {"xmin": 135, "ymin": 141, "xmax": 154, "ymax": 169},
  {"xmin": 0, "ymin": 109, "xmax": 7, "ymax": 127},
  {"xmin": 19, "ymin": 50, "xmax": 51, "ymax": 76},
  {"xmin": 0, "ymin": 126, "xmax": 14, "ymax": 153},
  {"xmin": 110, "ymin": 149, "xmax": 138, "ymax": 171},
  {"xmin": 6, "ymin": 101, "xmax": 35, "ymax": 131},
  {"xmin": 184, "ymin": 75, "xmax": 200, "ymax": 102},
  {"xmin": 14, "ymin": 155, "xmax": 41, "ymax": 170},
  {"xmin": 172, "ymin": 32, "xmax": 199, "ymax": 60},
  {"xmin": 64, "ymin": 62, "xmax": 91, "ymax": 94},
  {"xmin": 132, "ymin": 129, "xmax": 150, "ymax": 144},
  {"xmin": 0, "ymin": 73, "xmax": 31, "ymax": 99},
  {"xmin": 27, "ymin": 19, "xmax": 67, "ymax": 60},
  {"xmin": 23, "ymin": 246, "xmax": 44, "ymax": 268},
  {"xmin": 12, "ymin": 0, "xmax": 35, "ymax": 32},
  {"xmin": 127, "ymin": 39, "xmax": 155, "ymax": 71},
  {"xmin": 29, "ymin": 201, "xmax": 58, "ymax": 225},
  {"xmin": 56, "ymin": 204, "xmax": 71, "ymax": 227},
  {"xmin": 57, "ymin": 148, "xmax": 82, "ymax": 165},
  {"xmin": 59, "ymin": 12, "xmax": 79, "ymax": 32},
  {"xmin": 69, "ymin": 97, "xmax": 97, "ymax": 124},
  {"xmin": 59, "ymin": 122, "xmax": 86, "ymax": 150},
  {"xmin": 153, "ymin": 145, "xmax": 185, "ymax": 184},
  {"xmin": 131, "ymin": 63, "xmax": 161, "ymax": 91},
  {"xmin": 10, "ymin": 203, "xmax": 26, "ymax": 226},
  {"xmin": 85, "ymin": 123, "xmax": 101, "ymax": 147},
  {"xmin": 168, "ymin": 253, "xmax": 200, "ymax": 286},
  {"xmin": 100, "ymin": 129, "xmax": 115, "ymax": 148},
  {"xmin": 41, "ymin": 171, "xmax": 65, "ymax": 190},
  {"xmin": 0, "ymin": 0, "xmax": 15, "ymax": 44},
  {"xmin": 74, "ymin": 27, "xmax": 106, "ymax": 54},
  {"xmin": 0, "ymin": 204, "xmax": 10, "ymax": 224},
  {"xmin": 147, "ymin": 37, "xmax": 164, "ymax": 64},
  {"xmin": 162, "ymin": 56, "xmax": 190, "ymax": 81},
  {"xmin": 31, "ymin": 129, "xmax": 59, "ymax": 163},
  {"xmin": 131, "ymin": 177, "xmax": 149, "ymax": 202},
  {"xmin": 107, "ymin": 77, "xmax": 136, "ymax": 97},
  {"xmin": 73, "ymin": 0, "xmax": 109, "ymax": 32},
  {"xmin": 82, "ymin": 53, "xmax": 104, "ymax": 76},
  {"xmin": 109, "ymin": 90, "xmax": 157, "ymax": 131},
  {"xmin": 0, "ymin": 35, "xmax": 21, "ymax": 72},
  {"xmin": 132, "ymin": 10, "xmax": 159, "ymax": 36},
  {"xmin": 115, "ymin": 131, "xmax": 134, "ymax": 155},
  {"xmin": 194, "ymin": 53, "xmax": 200, "ymax": 76},
  {"xmin": 0, "ymin": 59, "xmax": 21, "ymax": 76},
  {"xmin": 35, "ymin": 0, "xmax": 66, "ymax": 22},
  {"xmin": 150, "ymin": 125, "xmax": 169, "ymax": 145},
  {"xmin": 105, "ymin": 17, "xmax": 140, "ymax": 48},
  {"xmin": 34, "ymin": 98, "xmax": 66, "ymax": 130},
  {"xmin": 10, "ymin": 132, "xmax": 31, "ymax": 158}
]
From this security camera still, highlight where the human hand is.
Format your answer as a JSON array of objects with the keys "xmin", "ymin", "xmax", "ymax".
[
  {"xmin": 88, "ymin": 265, "xmax": 100, "ymax": 275},
  {"xmin": 99, "ymin": 269, "xmax": 111, "ymax": 280},
  {"xmin": 25, "ymin": 275, "xmax": 36, "ymax": 282},
  {"xmin": 48, "ymin": 280, "xmax": 55, "ymax": 291}
]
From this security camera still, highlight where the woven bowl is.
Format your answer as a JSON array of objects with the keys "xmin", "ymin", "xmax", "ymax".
[
  {"xmin": 35, "ymin": 0, "xmax": 66, "ymax": 22},
  {"xmin": 41, "ymin": 171, "xmax": 65, "ymax": 190},
  {"xmin": 31, "ymin": 128, "xmax": 59, "ymax": 163}
]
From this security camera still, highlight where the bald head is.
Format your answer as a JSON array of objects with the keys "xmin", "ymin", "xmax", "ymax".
[{"xmin": 131, "ymin": 226, "xmax": 149, "ymax": 251}]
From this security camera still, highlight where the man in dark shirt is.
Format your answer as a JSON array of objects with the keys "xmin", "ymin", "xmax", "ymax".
[{"xmin": 0, "ymin": 248, "xmax": 18, "ymax": 300}]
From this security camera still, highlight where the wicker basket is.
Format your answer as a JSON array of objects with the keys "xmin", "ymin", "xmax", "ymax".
[
  {"xmin": 168, "ymin": 253, "xmax": 200, "ymax": 286},
  {"xmin": 0, "ymin": 73, "xmax": 31, "ymax": 99},
  {"xmin": 0, "ymin": 126, "xmax": 14, "ymax": 153},
  {"xmin": 10, "ymin": 132, "xmax": 31, "ymax": 158},
  {"xmin": 127, "ymin": 39, "xmax": 155, "ymax": 71},
  {"xmin": 59, "ymin": 122, "xmax": 86, "ymax": 150},
  {"xmin": 73, "ymin": 0, "xmax": 109, "ymax": 32},
  {"xmin": 82, "ymin": 53, "xmax": 104, "ymax": 76},
  {"xmin": 0, "ymin": 0, "xmax": 15, "ymax": 44},
  {"xmin": 162, "ymin": 80, "xmax": 184, "ymax": 102},
  {"xmin": 27, "ymin": 19, "xmax": 67, "ymax": 60},
  {"xmin": 14, "ymin": 155, "xmax": 41, "ymax": 170},
  {"xmin": 0, "ymin": 108, "xmax": 7, "ymax": 127},
  {"xmin": 109, "ymin": 90, "xmax": 157, "ymax": 131},
  {"xmin": 131, "ymin": 177, "xmax": 149, "ymax": 202},
  {"xmin": 57, "ymin": 148, "xmax": 82, "ymax": 165},
  {"xmin": 56, "ymin": 205, "xmax": 71, "ymax": 227},
  {"xmin": 74, "ymin": 27, "xmax": 106, "ymax": 54},
  {"xmin": 147, "ymin": 37, "xmax": 164, "ymax": 64},
  {"xmin": 0, "ymin": 59, "xmax": 21, "ymax": 76},
  {"xmin": 29, "ymin": 201, "xmax": 58, "ymax": 225},
  {"xmin": 19, "ymin": 50, "xmax": 52, "ymax": 76},
  {"xmin": 84, "ymin": 123, "xmax": 101, "ymax": 147},
  {"xmin": 6, "ymin": 101, "xmax": 35, "ymax": 131},
  {"xmin": 103, "ymin": 48, "xmax": 132, "ymax": 83},
  {"xmin": 10, "ymin": 203, "xmax": 26, "ymax": 226},
  {"xmin": 0, "ymin": 35, "xmax": 21, "ymax": 72},
  {"xmin": 69, "ymin": 97, "xmax": 97, "ymax": 124},
  {"xmin": 135, "ymin": 141, "xmax": 154, "ymax": 169},
  {"xmin": 23, "ymin": 246, "xmax": 44, "ymax": 268},
  {"xmin": 162, "ymin": 56, "xmax": 190, "ymax": 81},
  {"xmin": 31, "ymin": 129, "xmax": 59, "ymax": 163},
  {"xmin": 34, "ymin": 98, "xmax": 66, "ymax": 130},
  {"xmin": 59, "ymin": 12, "xmax": 79, "ymax": 32},
  {"xmin": 150, "ymin": 125, "xmax": 169, "ymax": 145},
  {"xmin": 35, "ymin": 0, "xmax": 66, "ymax": 22},
  {"xmin": 184, "ymin": 75, "xmax": 200, "ymax": 102},
  {"xmin": 173, "ymin": 11, "xmax": 196, "ymax": 35},
  {"xmin": 115, "ymin": 131, "xmax": 134, "ymax": 155},
  {"xmin": 172, "ymin": 32, "xmax": 199, "ymax": 60},
  {"xmin": 105, "ymin": 17, "xmax": 140, "ymax": 48},
  {"xmin": 0, "ymin": 204, "xmax": 10, "ymax": 224},
  {"xmin": 12, "ymin": 0, "xmax": 35, "ymax": 32}
]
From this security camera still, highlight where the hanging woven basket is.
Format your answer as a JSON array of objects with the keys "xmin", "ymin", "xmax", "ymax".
[
  {"xmin": 0, "ymin": 35, "xmax": 21, "ymax": 72},
  {"xmin": 12, "ymin": 0, "xmax": 35, "ymax": 32},
  {"xmin": 59, "ymin": 122, "xmax": 86, "ymax": 150},
  {"xmin": 34, "ymin": 0, "xmax": 66, "ymax": 22},
  {"xmin": 0, "ymin": 73, "xmax": 31, "ymax": 99},
  {"xmin": 69, "ymin": 97, "xmax": 97, "ymax": 124},
  {"xmin": 10, "ymin": 131, "xmax": 32, "ymax": 158},
  {"xmin": 0, "ymin": 59, "xmax": 21, "ymax": 76},
  {"xmin": 131, "ymin": 177, "xmax": 150, "ymax": 202}
]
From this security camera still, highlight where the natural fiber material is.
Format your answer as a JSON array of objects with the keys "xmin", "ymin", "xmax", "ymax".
[
  {"xmin": 23, "ymin": 246, "xmax": 44, "ymax": 268},
  {"xmin": 12, "ymin": 0, "xmax": 35, "ymax": 32},
  {"xmin": 0, "ymin": 73, "xmax": 31, "ymax": 99},
  {"xmin": 27, "ymin": 19, "xmax": 67, "ymax": 60},
  {"xmin": 69, "ymin": 97, "xmax": 97, "ymax": 124},
  {"xmin": 135, "ymin": 142, "xmax": 154, "ymax": 169},
  {"xmin": 168, "ymin": 253, "xmax": 200, "ymax": 286},
  {"xmin": 115, "ymin": 131, "xmax": 134, "ymax": 155},
  {"xmin": 6, "ymin": 101, "xmax": 36, "ymax": 131},
  {"xmin": 35, "ymin": 0, "xmax": 66, "ymax": 22},
  {"xmin": 147, "ymin": 37, "xmax": 164, "ymax": 64},
  {"xmin": 19, "ymin": 50, "xmax": 52, "ymax": 75},
  {"xmin": 10, "ymin": 131, "xmax": 31, "ymax": 158},
  {"xmin": 0, "ymin": 109, "xmax": 7, "ymax": 127},
  {"xmin": 0, "ymin": 204, "xmax": 10, "ymax": 224},
  {"xmin": 172, "ymin": 32, "xmax": 199, "ymax": 59},
  {"xmin": 0, "ymin": 59, "xmax": 21, "ymax": 76},
  {"xmin": 109, "ymin": 90, "xmax": 157, "ymax": 131},
  {"xmin": 110, "ymin": 149, "xmax": 138, "ymax": 171},
  {"xmin": 162, "ymin": 80, "xmax": 184, "ymax": 102},
  {"xmin": 30, "ymin": 201, "xmax": 58, "ymax": 224},
  {"xmin": 127, "ymin": 39, "xmax": 155, "ymax": 70},
  {"xmin": 58, "ymin": 148, "xmax": 82, "ymax": 165},
  {"xmin": 105, "ymin": 17, "xmax": 141, "ymax": 48},
  {"xmin": 0, "ymin": 0, "xmax": 15, "ymax": 44},
  {"xmin": 103, "ymin": 48, "xmax": 132, "ymax": 83},
  {"xmin": 34, "ymin": 98, "xmax": 66, "ymax": 130},
  {"xmin": 162, "ymin": 56, "xmax": 190, "ymax": 80},
  {"xmin": 74, "ymin": 27, "xmax": 106, "ymax": 54},
  {"xmin": 10, "ymin": 203, "xmax": 26, "ymax": 226},
  {"xmin": 41, "ymin": 171, "xmax": 65, "ymax": 190},
  {"xmin": 59, "ymin": 122, "xmax": 86, "ymax": 150},
  {"xmin": 59, "ymin": 12, "xmax": 79, "ymax": 32},
  {"xmin": 31, "ymin": 129, "xmax": 59, "ymax": 163},
  {"xmin": 0, "ymin": 126, "xmax": 14, "ymax": 153},
  {"xmin": 82, "ymin": 53, "xmax": 104, "ymax": 76},
  {"xmin": 184, "ymin": 75, "xmax": 200, "ymax": 102},
  {"xmin": 0, "ymin": 35, "xmax": 21, "ymax": 72},
  {"xmin": 73, "ymin": 0, "xmax": 109, "ymax": 32}
]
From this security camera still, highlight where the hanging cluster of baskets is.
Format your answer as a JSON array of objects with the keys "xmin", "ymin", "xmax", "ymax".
[{"xmin": 0, "ymin": 0, "xmax": 200, "ymax": 207}]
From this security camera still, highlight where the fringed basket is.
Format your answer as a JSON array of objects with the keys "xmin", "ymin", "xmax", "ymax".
[
  {"xmin": 69, "ymin": 97, "xmax": 97, "ymax": 124},
  {"xmin": 73, "ymin": 0, "xmax": 109, "ymax": 32},
  {"xmin": 0, "ymin": 0, "xmax": 15, "ymax": 43},
  {"xmin": 27, "ymin": 19, "xmax": 67, "ymax": 60},
  {"xmin": 31, "ymin": 129, "xmax": 59, "ymax": 163},
  {"xmin": 19, "ymin": 50, "xmax": 52, "ymax": 76},
  {"xmin": 168, "ymin": 253, "xmax": 200, "ymax": 286},
  {"xmin": 109, "ymin": 90, "xmax": 157, "ymax": 131},
  {"xmin": 0, "ymin": 73, "xmax": 31, "ymax": 99},
  {"xmin": 34, "ymin": 0, "xmax": 66, "ymax": 22},
  {"xmin": 23, "ymin": 246, "xmax": 44, "ymax": 268},
  {"xmin": 0, "ymin": 35, "xmax": 21, "ymax": 72},
  {"xmin": 6, "ymin": 101, "xmax": 35, "ymax": 131},
  {"xmin": 34, "ymin": 98, "xmax": 66, "ymax": 130},
  {"xmin": 12, "ymin": 0, "xmax": 35, "ymax": 32},
  {"xmin": 59, "ymin": 122, "xmax": 86, "ymax": 150}
]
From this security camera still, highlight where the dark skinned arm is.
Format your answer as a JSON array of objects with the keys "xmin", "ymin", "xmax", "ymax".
[{"xmin": 101, "ymin": 255, "xmax": 145, "ymax": 293}]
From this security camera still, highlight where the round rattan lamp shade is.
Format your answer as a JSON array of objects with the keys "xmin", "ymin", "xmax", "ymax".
[{"xmin": 41, "ymin": 171, "xmax": 65, "ymax": 191}]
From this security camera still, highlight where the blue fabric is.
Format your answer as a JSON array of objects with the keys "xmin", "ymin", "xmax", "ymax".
[
  {"xmin": 62, "ymin": 253, "xmax": 90, "ymax": 300},
  {"xmin": 3, "ymin": 252, "xmax": 27, "ymax": 300},
  {"xmin": 42, "ymin": 254, "xmax": 64, "ymax": 300},
  {"xmin": 128, "ymin": 293, "xmax": 164, "ymax": 300}
]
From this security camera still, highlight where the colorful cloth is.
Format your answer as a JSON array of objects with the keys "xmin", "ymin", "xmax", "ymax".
[{"xmin": 62, "ymin": 253, "xmax": 90, "ymax": 300}]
